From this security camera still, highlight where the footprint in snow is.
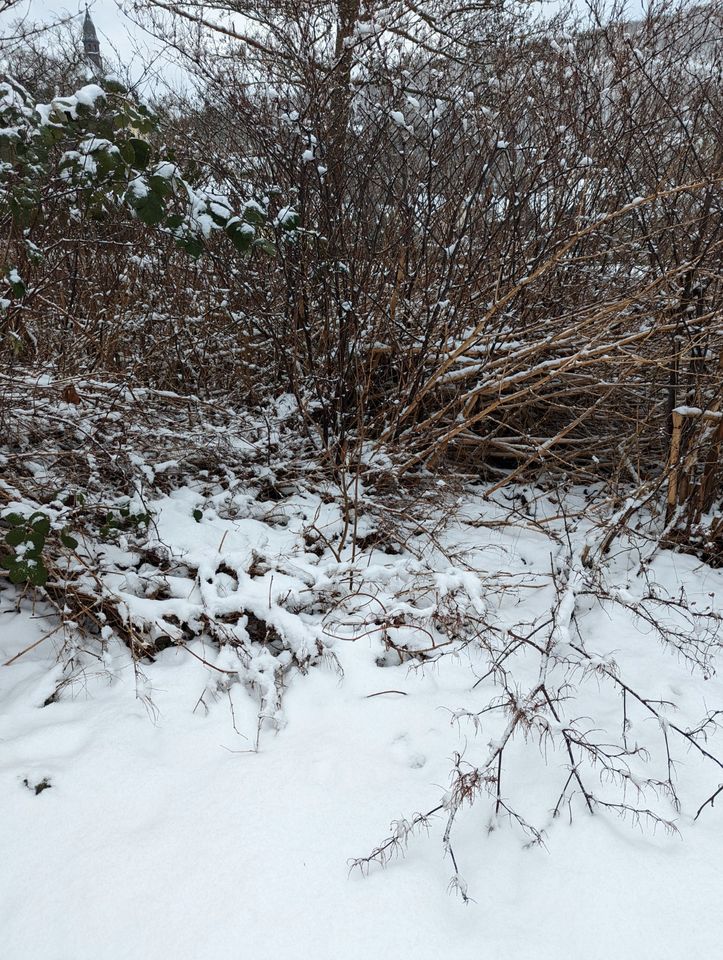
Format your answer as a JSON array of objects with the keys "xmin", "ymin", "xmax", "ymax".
[{"xmin": 391, "ymin": 733, "xmax": 427, "ymax": 770}]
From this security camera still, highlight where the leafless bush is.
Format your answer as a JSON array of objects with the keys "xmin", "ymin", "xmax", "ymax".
[
  {"xmin": 126, "ymin": 1, "xmax": 723, "ymax": 537},
  {"xmin": 352, "ymin": 505, "xmax": 723, "ymax": 899}
]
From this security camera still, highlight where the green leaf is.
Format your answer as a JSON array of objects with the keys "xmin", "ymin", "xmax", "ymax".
[
  {"xmin": 193, "ymin": 509, "xmax": 203, "ymax": 523},
  {"xmin": 4, "ymin": 513, "xmax": 25, "ymax": 527},
  {"xmin": 39, "ymin": 124, "xmax": 64, "ymax": 146},
  {"xmin": 226, "ymin": 220, "xmax": 254, "ymax": 254},
  {"xmin": 6, "ymin": 527, "xmax": 44, "ymax": 552},
  {"xmin": 95, "ymin": 148, "xmax": 120, "ymax": 177},
  {"xmin": 277, "ymin": 210, "xmax": 300, "ymax": 231},
  {"xmin": 29, "ymin": 513, "xmax": 50, "ymax": 536},
  {"xmin": 120, "ymin": 141, "xmax": 136, "ymax": 166},
  {"xmin": 129, "ymin": 138, "xmax": 151, "ymax": 169},
  {"xmin": 176, "ymin": 234, "xmax": 204, "ymax": 258},
  {"xmin": 104, "ymin": 78, "xmax": 128, "ymax": 96},
  {"xmin": 242, "ymin": 205, "xmax": 266, "ymax": 226},
  {"xmin": 8, "ymin": 557, "xmax": 48, "ymax": 587},
  {"xmin": 6, "ymin": 271, "xmax": 26, "ymax": 298},
  {"xmin": 149, "ymin": 174, "xmax": 172, "ymax": 198},
  {"xmin": 8, "ymin": 562, "xmax": 27, "ymax": 585},
  {"xmin": 60, "ymin": 532, "xmax": 79, "ymax": 550},
  {"xmin": 30, "ymin": 565, "xmax": 48, "ymax": 587},
  {"xmin": 253, "ymin": 237, "xmax": 277, "ymax": 256},
  {"xmin": 209, "ymin": 206, "xmax": 230, "ymax": 228},
  {"xmin": 131, "ymin": 189, "xmax": 165, "ymax": 226}
]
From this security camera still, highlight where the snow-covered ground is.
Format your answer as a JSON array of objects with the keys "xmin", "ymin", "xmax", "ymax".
[{"xmin": 2, "ymin": 481, "xmax": 723, "ymax": 959}]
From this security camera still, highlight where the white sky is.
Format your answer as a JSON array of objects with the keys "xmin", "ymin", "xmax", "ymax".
[{"xmin": 0, "ymin": 0, "xmax": 182, "ymax": 90}]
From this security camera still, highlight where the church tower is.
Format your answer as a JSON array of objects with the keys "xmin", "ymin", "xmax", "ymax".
[{"xmin": 83, "ymin": 8, "xmax": 103, "ymax": 72}]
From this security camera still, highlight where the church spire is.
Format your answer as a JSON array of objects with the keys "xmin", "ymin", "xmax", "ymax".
[{"xmin": 83, "ymin": 7, "xmax": 103, "ymax": 72}]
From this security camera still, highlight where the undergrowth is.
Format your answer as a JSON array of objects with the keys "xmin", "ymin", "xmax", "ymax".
[{"xmin": 2, "ymin": 369, "xmax": 723, "ymax": 899}]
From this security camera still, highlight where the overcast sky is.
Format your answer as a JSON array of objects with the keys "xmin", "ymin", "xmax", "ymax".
[
  {"xmin": 4, "ymin": 0, "xmax": 146, "ymax": 57},
  {"xmin": 0, "ymin": 0, "xmax": 181, "ymax": 89}
]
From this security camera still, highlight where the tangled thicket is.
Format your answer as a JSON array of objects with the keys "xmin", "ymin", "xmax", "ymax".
[
  {"xmin": 3, "ymin": 1, "xmax": 722, "ymax": 559},
  {"xmin": 2, "ymin": 0, "xmax": 723, "ymax": 611}
]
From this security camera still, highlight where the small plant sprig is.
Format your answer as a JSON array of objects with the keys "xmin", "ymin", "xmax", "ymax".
[
  {"xmin": 98, "ymin": 503, "xmax": 151, "ymax": 540},
  {"xmin": 1, "ymin": 511, "xmax": 77, "ymax": 587}
]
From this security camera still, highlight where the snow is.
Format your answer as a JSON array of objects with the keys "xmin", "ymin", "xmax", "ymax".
[
  {"xmin": 127, "ymin": 175, "xmax": 149, "ymax": 199},
  {"xmin": 152, "ymin": 161, "xmax": 180, "ymax": 180},
  {"xmin": 36, "ymin": 85, "xmax": 106, "ymax": 126},
  {"xmin": 674, "ymin": 406, "xmax": 723, "ymax": 420},
  {"xmin": 2, "ymin": 478, "xmax": 723, "ymax": 957},
  {"xmin": 273, "ymin": 206, "xmax": 298, "ymax": 228},
  {"xmin": 64, "ymin": 84, "xmax": 105, "ymax": 109},
  {"xmin": 390, "ymin": 110, "xmax": 413, "ymax": 133},
  {"xmin": 59, "ymin": 150, "xmax": 98, "ymax": 179}
]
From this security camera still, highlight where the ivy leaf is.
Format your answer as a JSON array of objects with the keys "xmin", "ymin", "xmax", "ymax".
[
  {"xmin": 5, "ymin": 528, "xmax": 28, "ymax": 547},
  {"xmin": 29, "ymin": 563, "xmax": 49, "ymax": 587}
]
